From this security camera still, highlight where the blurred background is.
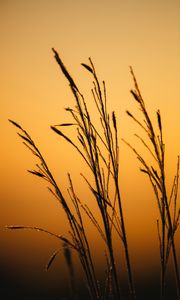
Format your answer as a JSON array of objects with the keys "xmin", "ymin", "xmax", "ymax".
[{"xmin": 0, "ymin": 0, "xmax": 180, "ymax": 299}]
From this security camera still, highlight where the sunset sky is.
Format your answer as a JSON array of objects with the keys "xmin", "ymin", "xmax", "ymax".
[{"xmin": 0, "ymin": 0, "xmax": 180, "ymax": 299}]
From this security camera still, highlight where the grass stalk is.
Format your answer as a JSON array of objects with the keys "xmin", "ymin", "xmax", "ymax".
[
  {"xmin": 52, "ymin": 49, "xmax": 137, "ymax": 299},
  {"xmin": 8, "ymin": 119, "xmax": 100, "ymax": 300},
  {"xmin": 125, "ymin": 67, "xmax": 180, "ymax": 299},
  {"xmin": 8, "ymin": 50, "xmax": 179, "ymax": 299}
]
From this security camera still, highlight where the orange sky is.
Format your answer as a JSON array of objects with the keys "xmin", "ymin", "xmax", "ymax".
[{"xmin": 0, "ymin": 0, "xmax": 180, "ymax": 298}]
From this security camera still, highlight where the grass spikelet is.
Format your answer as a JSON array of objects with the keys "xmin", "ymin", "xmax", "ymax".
[
  {"xmin": 130, "ymin": 90, "xmax": 141, "ymax": 103},
  {"xmin": 46, "ymin": 249, "xmax": 60, "ymax": 271},
  {"xmin": 126, "ymin": 110, "xmax": 133, "ymax": 118},
  {"xmin": 28, "ymin": 170, "xmax": 45, "ymax": 178},
  {"xmin": 112, "ymin": 111, "xmax": 117, "ymax": 131},
  {"xmin": 81, "ymin": 63, "xmax": 93, "ymax": 74},
  {"xmin": 6, "ymin": 225, "xmax": 25, "ymax": 230},
  {"xmin": 52, "ymin": 48, "xmax": 78, "ymax": 91},
  {"xmin": 55, "ymin": 123, "xmax": 75, "ymax": 127},
  {"xmin": 8, "ymin": 119, "xmax": 22, "ymax": 130},
  {"xmin": 17, "ymin": 133, "xmax": 33, "ymax": 145},
  {"xmin": 157, "ymin": 109, "xmax": 162, "ymax": 132}
]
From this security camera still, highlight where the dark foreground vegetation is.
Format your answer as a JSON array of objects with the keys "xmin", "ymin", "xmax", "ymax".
[{"xmin": 7, "ymin": 49, "xmax": 180, "ymax": 300}]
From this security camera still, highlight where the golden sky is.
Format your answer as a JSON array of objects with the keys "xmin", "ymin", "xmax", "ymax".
[{"xmin": 0, "ymin": 0, "xmax": 180, "ymax": 297}]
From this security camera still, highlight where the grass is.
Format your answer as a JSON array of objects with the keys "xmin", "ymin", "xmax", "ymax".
[
  {"xmin": 124, "ymin": 67, "xmax": 180, "ymax": 300},
  {"xmin": 7, "ymin": 49, "xmax": 179, "ymax": 300}
]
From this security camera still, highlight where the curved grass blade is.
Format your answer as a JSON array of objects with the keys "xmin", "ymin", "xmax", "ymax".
[{"xmin": 46, "ymin": 249, "xmax": 60, "ymax": 271}]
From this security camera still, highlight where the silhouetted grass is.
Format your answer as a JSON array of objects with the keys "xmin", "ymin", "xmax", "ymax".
[
  {"xmin": 7, "ymin": 50, "xmax": 179, "ymax": 300},
  {"xmin": 124, "ymin": 66, "xmax": 180, "ymax": 300}
]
